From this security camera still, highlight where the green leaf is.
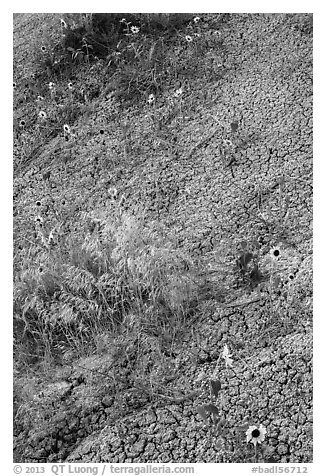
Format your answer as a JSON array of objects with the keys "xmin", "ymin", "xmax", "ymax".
[
  {"xmin": 204, "ymin": 403, "xmax": 219, "ymax": 416},
  {"xmin": 240, "ymin": 240, "xmax": 247, "ymax": 250},
  {"xmin": 197, "ymin": 405, "xmax": 209, "ymax": 425},
  {"xmin": 210, "ymin": 379, "xmax": 222, "ymax": 397},
  {"xmin": 237, "ymin": 252, "xmax": 253, "ymax": 272},
  {"xmin": 243, "ymin": 252, "xmax": 253, "ymax": 266},
  {"xmin": 249, "ymin": 263, "xmax": 262, "ymax": 283},
  {"xmin": 217, "ymin": 417, "xmax": 226, "ymax": 431}
]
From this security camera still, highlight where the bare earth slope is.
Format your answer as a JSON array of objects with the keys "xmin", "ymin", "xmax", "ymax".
[{"xmin": 13, "ymin": 13, "xmax": 312, "ymax": 463}]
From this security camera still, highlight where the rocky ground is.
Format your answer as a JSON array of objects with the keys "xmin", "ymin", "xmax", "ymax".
[{"xmin": 13, "ymin": 13, "xmax": 312, "ymax": 463}]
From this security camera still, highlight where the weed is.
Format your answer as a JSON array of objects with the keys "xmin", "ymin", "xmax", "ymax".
[
  {"xmin": 14, "ymin": 208, "xmax": 200, "ymax": 367},
  {"xmin": 196, "ymin": 344, "xmax": 269, "ymax": 462},
  {"xmin": 234, "ymin": 239, "xmax": 264, "ymax": 290}
]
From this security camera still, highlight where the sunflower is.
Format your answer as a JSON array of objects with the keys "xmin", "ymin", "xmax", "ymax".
[
  {"xmin": 68, "ymin": 82, "xmax": 73, "ymax": 90},
  {"xmin": 270, "ymin": 246, "xmax": 281, "ymax": 260},
  {"xmin": 108, "ymin": 187, "xmax": 118, "ymax": 200},
  {"xmin": 36, "ymin": 95, "xmax": 44, "ymax": 102},
  {"xmin": 193, "ymin": 16, "xmax": 201, "ymax": 24},
  {"xmin": 246, "ymin": 424, "xmax": 267, "ymax": 446},
  {"xmin": 38, "ymin": 111, "xmax": 47, "ymax": 121},
  {"xmin": 131, "ymin": 26, "xmax": 140, "ymax": 34},
  {"xmin": 19, "ymin": 120, "xmax": 26, "ymax": 128},
  {"xmin": 185, "ymin": 35, "xmax": 193, "ymax": 43},
  {"xmin": 148, "ymin": 93, "xmax": 155, "ymax": 105},
  {"xmin": 13, "ymin": 82, "xmax": 17, "ymax": 89},
  {"xmin": 174, "ymin": 87, "xmax": 183, "ymax": 98},
  {"xmin": 222, "ymin": 344, "xmax": 234, "ymax": 368},
  {"xmin": 41, "ymin": 45, "xmax": 47, "ymax": 53},
  {"xmin": 60, "ymin": 18, "xmax": 68, "ymax": 29},
  {"xmin": 63, "ymin": 124, "xmax": 71, "ymax": 134},
  {"xmin": 49, "ymin": 82, "xmax": 55, "ymax": 91},
  {"xmin": 34, "ymin": 215, "xmax": 43, "ymax": 225}
]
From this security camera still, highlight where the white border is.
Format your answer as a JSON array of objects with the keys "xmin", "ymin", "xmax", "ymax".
[{"xmin": 4, "ymin": 3, "xmax": 325, "ymax": 474}]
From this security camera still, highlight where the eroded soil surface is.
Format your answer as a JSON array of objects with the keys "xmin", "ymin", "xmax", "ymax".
[{"xmin": 13, "ymin": 13, "xmax": 312, "ymax": 463}]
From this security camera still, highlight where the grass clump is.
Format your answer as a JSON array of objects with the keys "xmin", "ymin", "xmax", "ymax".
[
  {"xmin": 14, "ymin": 13, "xmax": 225, "ymax": 172},
  {"xmin": 14, "ymin": 207, "xmax": 200, "ymax": 368},
  {"xmin": 13, "ymin": 205, "xmax": 203, "ymax": 461}
]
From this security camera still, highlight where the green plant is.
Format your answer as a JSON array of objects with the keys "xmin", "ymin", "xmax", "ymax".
[
  {"xmin": 196, "ymin": 344, "xmax": 270, "ymax": 462},
  {"xmin": 234, "ymin": 239, "xmax": 264, "ymax": 290},
  {"xmin": 14, "ymin": 207, "xmax": 200, "ymax": 367},
  {"xmin": 14, "ymin": 13, "xmax": 225, "ymax": 174}
]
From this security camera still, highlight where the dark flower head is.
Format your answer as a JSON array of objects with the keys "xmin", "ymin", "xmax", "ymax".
[
  {"xmin": 41, "ymin": 45, "xmax": 47, "ymax": 52},
  {"xmin": 36, "ymin": 201, "xmax": 42, "ymax": 207},
  {"xmin": 246, "ymin": 424, "xmax": 267, "ymax": 446},
  {"xmin": 99, "ymin": 129, "xmax": 105, "ymax": 135},
  {"xmin": 13, "ymin": 82, "xmax": 17, "ymax": 89},
  {"xmin": 34, "ymin": 215, "xmax": 43, "ymax": 226},
  {"xmin": 38, "ymin": 111, "xmax": 47, "ymax": 120},
  {"xmin": 19, "ymin": 120, "xmax": 26, "ymax": 127},
  {"xmin": 270, "ymin": 246, "xmax": 281, "ymax": 260}
]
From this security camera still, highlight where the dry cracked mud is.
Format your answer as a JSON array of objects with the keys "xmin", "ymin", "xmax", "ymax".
[{"xmin": 13, "ymin": 13, "xmax": 312, "ymax": 464}]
